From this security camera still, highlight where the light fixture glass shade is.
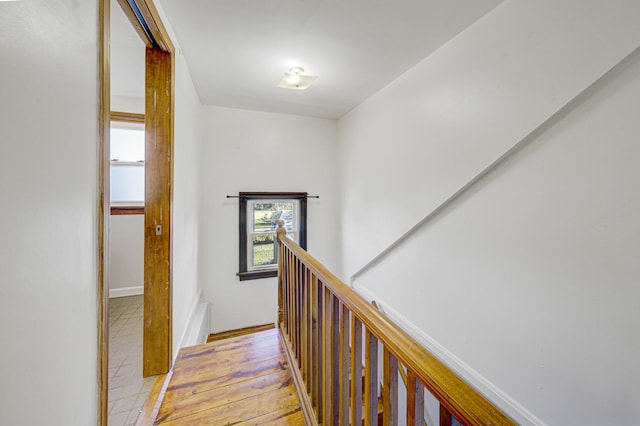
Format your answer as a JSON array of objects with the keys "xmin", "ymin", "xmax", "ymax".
[{"xmin": 278, "ymin": 67, "xmax": 318, "ymax": 90}]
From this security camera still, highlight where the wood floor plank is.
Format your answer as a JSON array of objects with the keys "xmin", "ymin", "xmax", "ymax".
[
  {"xmin": 170, "ymin": 345, "xmax": 286, "ymax": 381},
  {"xmin": 233, "ymin": 405, "xmax": 305, "ymax": 425},
  {"xmin": 173, "ymin": 340, "xmax": 282, "ymax": 372},
  {"xmin": 171, "ymin": 347, "xmax": 284, "ymax": 379},
  {"xmin": 153, "ymin": 329, "xmax": 303, "ymax": 425},
  {"xmin": 156, "ymin": 382, "xmax": 300, "ymax": 425},
  {"xmin": 155, "ymin": 369, "xmax": 293, "ymax": 423},
  {"xmin": 164, "ymin": 353, "xmax": 289, "ymax": 402},
  {"xmin": 177, "ymin": 328, "xmax": 280, "ymax": 359}
]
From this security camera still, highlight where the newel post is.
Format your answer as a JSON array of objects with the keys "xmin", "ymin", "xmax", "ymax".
[{"xmin": 276, "ymin": 219, "xmax": 286, "ymax": 326}]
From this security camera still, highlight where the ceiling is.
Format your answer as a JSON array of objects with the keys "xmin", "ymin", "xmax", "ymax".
[{"xmin": 112, "ymin": 0, "xmax": 504, "ymax": 119}]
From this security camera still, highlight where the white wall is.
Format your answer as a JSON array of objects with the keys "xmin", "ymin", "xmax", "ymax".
[
  {"xmin": 109, "ymin": 214, "xmax": 144, "ymax": 297},
  {"xmin": 0, "ymin": 1, "xmax": 98, "ymax": 425},
  {"xmin": 358, "ymin": 51, "xmax": 640, "ymax": 425},
  {"xmin": 111, "ymin": 95, "xmax": 144, "ymax": 114},
  {"xmin": 339, "ymin": 0, "xmax": 640, "ymax": 424},
  {"xmin": 172, "ymin": 50, "xmax": 206, "ymax": 353},
  {"xmin": 199, "ymin": 106, "xmax": 339, "ymax": 333},
  {"xmin": 339, "ymin": 0, "xmax": 640, "ymax": 279}
]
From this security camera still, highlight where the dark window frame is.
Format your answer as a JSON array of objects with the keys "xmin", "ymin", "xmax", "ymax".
[{"xmin": 238, "ymin": 192, "xmax": 307, "ymax": 281}]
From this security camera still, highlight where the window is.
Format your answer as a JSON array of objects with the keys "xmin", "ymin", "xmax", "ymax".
[
  {"xmin": 238, "ymin": 192, "xmax": 307, "ymax": 281},
  {"xmin": 110, "ymin": 121, "xmax": 145, "ymax": 206}
]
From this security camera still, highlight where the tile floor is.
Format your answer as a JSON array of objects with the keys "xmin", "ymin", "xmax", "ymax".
[{"xmin": 108, "ymin": 295, "xmax": 156, "ymax": 426}]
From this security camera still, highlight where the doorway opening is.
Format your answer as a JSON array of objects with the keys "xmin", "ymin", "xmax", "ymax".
[
  {"xmin": 99, "ymin": 0, "xmax": 175, "ymax": 424},
  {"xmin": 108, "ymin": 111, "xmax": 148, "ymax": 425}
]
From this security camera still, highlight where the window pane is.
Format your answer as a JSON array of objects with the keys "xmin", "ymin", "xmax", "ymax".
[
  {"xmin": 111, "ymin": 164, "xmax": 144, "ymax": 202},
  {"xmin": 110, "ymin": 124, "xmax": 145, "ymax": 203},
  {"xmin": 278, "ymin": 202, "xmax": 296, "ymax": 231},
  {"xmin": 251, "ymin": 201, "xmax": 296, "ymax": 232},
  {"xmin": 252, "ymin": 204, "xmax": 276, "ymax": 232},
  {"xmin": 110, "ymin": 127, "xmax": 145, "ymax": 162},
  {"xmin": 252, "ymin": 234, "xmax": 276, "ymax": 267}
]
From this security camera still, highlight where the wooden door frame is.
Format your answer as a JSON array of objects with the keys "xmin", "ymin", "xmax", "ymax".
[
  {"xmin": 98, "ymin": 0, "xmax": 175, "ymax": 423},
  {"xmin": 98, "ymin": 2, "xmax": 110, "ymax": 425},
  {"xmin": 143, "ymin": 45, "xmax": 175, "ymax": 377}
]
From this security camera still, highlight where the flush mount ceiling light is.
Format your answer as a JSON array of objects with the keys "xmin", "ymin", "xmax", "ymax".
[{"xmin": 278, "ymin": 67, "xmax": 318, "ymax": 90}]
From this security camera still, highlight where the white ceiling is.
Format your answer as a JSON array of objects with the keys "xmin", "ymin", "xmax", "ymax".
[{"xmin": 112, "ymin": 0, "xmax": 504, "ymax": 119}]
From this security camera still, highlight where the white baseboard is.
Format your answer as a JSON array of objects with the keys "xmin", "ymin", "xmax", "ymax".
[
  {"xmin": 109, "ymin": 286, "xmax": 143, "ymax": 298},
  {"xmin": 352, "ymin": 280, "xmax": 545, "ymax": 426},
  {"xmin": 175, "ymin": 289, "xmax": 210, "ymax": 360}
]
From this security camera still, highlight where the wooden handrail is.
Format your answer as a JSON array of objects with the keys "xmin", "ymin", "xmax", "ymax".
[{"xmin": 277, "ymin": 230, "xmax": 515, "ymax": 426}]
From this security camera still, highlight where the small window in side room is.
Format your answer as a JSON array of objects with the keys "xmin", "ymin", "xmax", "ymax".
[
  {"xmin": 238, "ymin": 192, "xmax": 307, "ymax": 281},
  {"xmin": 110, "ymin": 119, "xmax": 145, "ymax": 213}
]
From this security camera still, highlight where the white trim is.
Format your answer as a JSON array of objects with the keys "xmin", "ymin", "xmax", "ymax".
[
  {"xmin": 352, "ymin": 280, "xmax": 546, "ymax": 426},
  {"xmin": 109, "ymin": 285, "xmax": 143, "ymax": 298},
  {"xmin": 174, "ymin": 288, "xmax": 210, "ymax": 360},
  {"xmin": 110, "ymin": 160, "xmax": 145, "ymax": 166}
]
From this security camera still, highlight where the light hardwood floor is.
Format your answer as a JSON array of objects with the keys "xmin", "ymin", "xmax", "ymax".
[{"xmin": 151, "ymin": 328, "xmax": 304, "ymax": 425}]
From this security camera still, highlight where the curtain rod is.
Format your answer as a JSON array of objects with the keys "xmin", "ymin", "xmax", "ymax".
[{"xmin": 226, "ymin": 195, "xmax": 319, "ymax": 199}]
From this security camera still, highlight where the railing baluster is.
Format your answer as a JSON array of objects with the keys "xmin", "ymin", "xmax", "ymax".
[
  {"xmin": 440, "ymin": 405, "xmax": 453, "ymax": 426},
  {"xmin": 322, "ymin": 286, "xmax": 333, "ymax": 424},
  {"xmin": 290, "ymin": 255, "xmax": 295, "ymax": 355},
  {"xmin": 277, "ymin": 241, "xmax": 283, "ymax": 326},
  {"xmin": 297, "ymin": 259, "xmax": 303, "ymax": 363},
  {"xmin": 306, "ymin": 268, "xmax": 312, "ymax": 394},
  {"xmin": 298, "ymin": 262, "xmax": 307, "ymax": 364},
  {"xmin": 331, "ymin": 296, "xmax": 341, "ymax": 425},
  {"xmin": 283, "ymin": 249, "xmax": 287, "ymax": 329},
  {"xmin": 292, "ymin": 252, "xmax": 297, "ymax": 348},
  {"xmin": 295, "ymin": 258, "xmax": 300, "ymax": 362},
  {"xmin": 288, "ymin": 250, "xmax": 294, "ymax": 344},
  {"xmin": 364, "ymin": 330, "xmax": 379, "ymax": 426},
  {"xmin": 407, "ymin": 370, "xmax": 424, "ymax": 426},
  {"xmin": 301, "ymin": 265, "xmax": 308, "ymax": 382},
  {"xmin": 310, "ymin": 273, "xmax": 317, "ymax": 401},
  {"xmin": 287, "ymin": 249, "xmax": 292, "ymax": 334},
  {"xmin": 298, "ymin": 259, "xmax": 303, "ymax": 364},
  {"xmin": 339, "ymin": 303, "xmax": 350, "ymax": 426},
  {"xmin": 350, "ymin": 317, "xmax": 363, "ymax": 426},
  {"xmin": 316, "ymin": 280, "xmax": 324, "ymax": 423},
  {"xmin": 383, "ymin": 348, "xmax": 399, "ymax": 426},
  {"xmin": 283, "ymin": 249, "xmax": 289, "ymax": 333}
]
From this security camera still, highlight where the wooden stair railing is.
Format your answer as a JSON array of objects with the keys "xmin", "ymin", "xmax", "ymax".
[
  {"xmin": 276, "ymin": 222, "xmax": 516, "ymax": 426},
  {"xmin": 375, "ymin": 300, "xmax": 451, "ymax": 426}
]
